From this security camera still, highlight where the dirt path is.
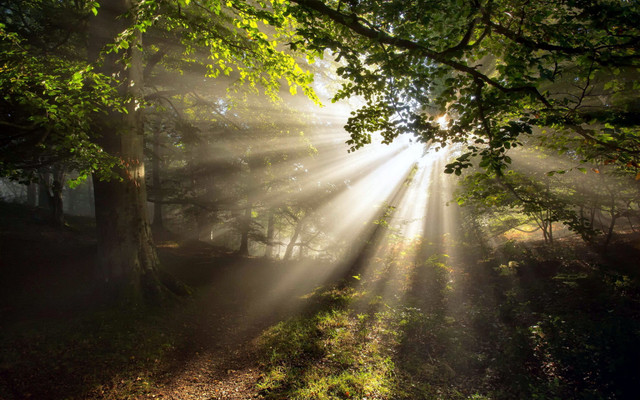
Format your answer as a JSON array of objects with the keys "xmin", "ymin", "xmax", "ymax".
[
  {"xmin": 0, "ymin": 228, "xmax": 338, "ymax": 400},
  {"xmin": 149, "ymin": 310, "xmax": 268, "ymax": 400},
  {"xmin": 141, "ymin": 253, "xmax": 333, "ymax": 400}
]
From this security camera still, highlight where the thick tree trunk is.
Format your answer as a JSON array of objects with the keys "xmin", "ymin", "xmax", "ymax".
[
  {"xmin": 90, "ymin": 0, "xmax": 173, "ymax": 304},
  {"xmin": 93, "ymin": 174, "xmax": 165, "ymax": 303}
]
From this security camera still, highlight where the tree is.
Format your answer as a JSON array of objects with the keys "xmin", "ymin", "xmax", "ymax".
[
  {"xmin": 2, "ymin": 0, "xmax": 319, "ymax": 304},
  {"xmin": 86, "ymin": 0, "xmax": 319, "ymax": 302},
  {"xmin": 87, "ymin": 0, "xmax": 166, "ymax": 303},
  {"xmin": 0, "ymin": 4, "xmax": 122, "ymax": 183},
  {"xmin": 1, "ymin": 1, "xmax": 126, "ymax": 229},
  {"xmin": 285, "ymin": 0, "xmax": 640, "ymax": 177},
  {"xmin": 457, "ymin": 169, "xmax": 585, "ymax": 244}
]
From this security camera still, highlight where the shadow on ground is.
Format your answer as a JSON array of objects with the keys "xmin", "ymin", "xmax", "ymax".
[
  {"xmin": 1, "ymin": 201, "xmax": 640, "ymax": 399},
  {"xmin": 0, "ymin": 202, "xmax": 337, "ymax": 399}
]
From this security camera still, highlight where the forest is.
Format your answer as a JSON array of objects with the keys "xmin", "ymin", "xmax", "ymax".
[{"xmin": 1, "ymin": 0, "xmax": 639, "ymax": 399}]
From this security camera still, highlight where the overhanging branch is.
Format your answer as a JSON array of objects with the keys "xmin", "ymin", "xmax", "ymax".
[{"xmin": 289, "ymin": 0, "xmax": 551, "ymax": 106}]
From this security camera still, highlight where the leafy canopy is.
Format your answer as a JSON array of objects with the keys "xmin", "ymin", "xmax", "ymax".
[
  {"xmin": 285, "ymin": 0, "xmax": 640, "ymax": 174},
  {"xmin": 0, "ymin": 22, "xmax": 122, "ymax": 183},
  {"xmin": 0, "ymin": 0, "xmax": 321, "ymax": 181}
]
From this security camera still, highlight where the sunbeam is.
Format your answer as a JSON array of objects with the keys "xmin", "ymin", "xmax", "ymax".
[{"xmin": 3, "ymin": 2, "xmax": 639, "ymax": 398}]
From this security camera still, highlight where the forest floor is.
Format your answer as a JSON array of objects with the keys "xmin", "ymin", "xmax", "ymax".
[
  {"xmin": 1, "ymin": 202, "xmax": 640, "ymax": 400},
  {"xmin": 0, "ymin": 202, "xmax": 339, "ymax": 400}
]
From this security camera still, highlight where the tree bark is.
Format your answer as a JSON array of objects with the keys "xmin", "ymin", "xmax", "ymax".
[
  {"xmin": 26, "ymin": 182, "xmax": 36, "ymax": 207},
  {"xmin": 87, "ymin": 176, "xmax": 95, "ymax": 217},
  {"xmin": 36, "ymin": 168, "xmax": 64, "ymax": 227},
  {"xmin": 265, "ymin": 207, "xmax": 276, "ymax": 258},
  {"xmin": 237, "ymin": 200, "xmax": 252, "ymax": 256},
  {"xmin": 90, "ymin": 0, "xmax": 173, "ymax": 304},
  {"xmin": 238, "ymin": 158, "xmax": 260, "ymax": 256},
  {"xmin": 283, "ymin": 218, "xmax": 303, "ymax": 260},
  {"xmin": 604, "ymin": 191, "xmax": 618, "ymax": 249},
  {"xmin": 151, "ymin": 128, "xmax": 164, "ymax": 230},
  {"xmin": 38, "ymin": 171, "xmax": 50, "ymax": 208},
  {"xmin": 49, "ymin": 166, "xmax": 65, "ymax": 227}
]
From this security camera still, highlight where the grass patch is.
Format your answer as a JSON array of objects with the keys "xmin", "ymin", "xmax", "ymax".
[
  {"xmin": 255, "ymin": 281, "xmax": 474, "ymax": 400},
  {"xmin": 257, "ymin": 291, "xmax": 397, "ymax": 400},
  {"xmin": 255, "ymin": 237, "xmax": 640, "ymax": 400}
]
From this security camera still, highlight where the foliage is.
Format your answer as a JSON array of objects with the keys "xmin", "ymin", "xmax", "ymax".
[
  {"xmin": 257, "ymin": 287, "xmax": 399, "ymax": 400},
  {"xmin": 481, "ymin": 240, "xmax": 640, "ymax": 399},
  {"xmin": 142, "ymin": 84, "xmax": 325, "ymax": 252},
  {"xmin": 455, "ymin": 134, "xmax": 640, "ymax": 246},
  {"xmin": 456, "ymin": 169, "xmax": 592, "ymax": 243},
  {"xmin": 131, "ymin": 0, "xmax": 320, "ymax": 101},
  {"xmin": 0, "ymin": 0, "xmax": 321, "ymax": 184},
  {"xmin": 286, "ymin": 0, "xmax": 640, "ymax": 175},
  {"xmin": 0, "ymin": 22, "xmax": 121, "ymax": 182},
  {"xmin": 256, "ymin": 242, "xmax": 480, "ymax": 400},
  {"xmin": 2, "ymin": 197, "xmax": 639, "ymax": 399},
  {"xmin": 255, "ymin": 229, "xmax": 640, "ymax": 400}
]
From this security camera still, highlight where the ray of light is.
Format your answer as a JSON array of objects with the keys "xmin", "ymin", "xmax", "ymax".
[
  {"xmin": 233, "ymin": 136, "xmax": 432, "ymax": 315},
  {"xmin": 193, "ymin": 98, "xmax": 467, "ymax": 322}
]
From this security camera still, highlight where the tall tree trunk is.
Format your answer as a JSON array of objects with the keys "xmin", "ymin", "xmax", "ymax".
[
  {"xmin": 297, "ymin": 240, "xmax": 307, "ymax": 260},
  {"xmin": 67, "ymin": 184, "xmax": 76, "ymax": 214},
  {"xmin": 90, "ymin": 0, "xmax": 173, "ymax": 304},
  {"xmin": 38, "ymin": 171, "xmax": 50, "ymax": 208},
  {"xmin": 238, "ymin": 158, "xmax": 260, "ymax": 256},
  {"xmin": 151, "ymin": 129, "xmax": 164, "ymax": 230},
  {"xmin": 604, "ymin": 192, "xmax": 618, "ymax": 249},
  {"xmin": 265, "ymin": 207, "xmax": 276, "ymax": 258},
  {"xmin": 26, "ymin": 182, "xmax": 37, "ymax": 207},
  {"xmin": 36, "ymin": 168, "xmax": 64, "ymax": 227},
  {"xmin": 49, "ymin": 166, "xmax": 65, "ymax": 228},
  {"xmin": 237, "ymin": 201, "xmax": 252, "ymax": 256},
  {"xmin": 283, "ymin": 219, "xmax": 303, "ymax": 260},
  {"xmin": 87, "ymin": 176, "xmax": 95, "ymax": 217}
]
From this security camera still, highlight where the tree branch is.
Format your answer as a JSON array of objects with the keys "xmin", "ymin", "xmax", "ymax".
[{"xmin": 290, "ymin": 0, "xmax": 551, "ymax": 106}]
